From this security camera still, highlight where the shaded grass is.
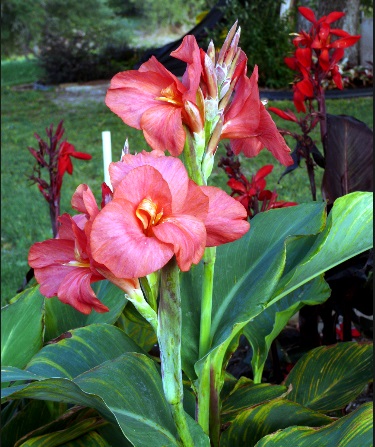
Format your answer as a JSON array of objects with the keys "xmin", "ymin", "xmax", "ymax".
[
  {"xmin": 1, "ymin": 83, "xmax": 373, "ymax": 305},
  {"xmin": 1, "ymin": 57, "xmax": 46, "ymax": 87}
]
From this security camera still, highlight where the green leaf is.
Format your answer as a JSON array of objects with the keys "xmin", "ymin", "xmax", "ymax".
[
  {"xmin": 285, "ymin": 342, "xmax": 373, "ymax": 412},
  {"xmin": 221, "ymin": 399, "xmax": 333, "ymax": 447},
  {"xmin": 269, "ymin": 192, "xmax": 373, "ymax": 307},
  {"xmin": 44, "ymin": 281, "xmax": 127, "ymax": 341},
  {"xmin": 1, "ymin": 400, "xmax": 58, "ymax": 447},
  {"xmin": 254, "ymin": 402, "xmax": 373, "ymax": 447},
  {"xmin": 116, "ymin": 302, "xmax": 157, "ymax": 351},
  {"xmin": 54, "ymin": 431, "xmax": 111, "ymax": 447},
  {"xmin": 182, "ymin": 193, "xmax": 372, "ymax": 388},
  {"xmin": 17, "ymin": 418, "xmax": 107, "ymax": 447},
  {"xmin": 221, "ymin": 378, "xmax": 288, "ymax": 423},
  {"xmin": 25, "ymin": 324, "xmax": 145, "ymax": 379},
  {"xmin": 1, "ymin": 367, "xmax": 45, "ymax": 383},
  {"xmin": 181, "ymin": 201, "xmax": 327, "ymax": 380},
  {"xmin": 243, "ymin": 276, "xmax": 331, "ymax": 382},
  {"xmin": 1, "ymin": 287, "xmax": 44, "ymax": 369},
  {"xmin": 3, "ymin": 353, "xmax": 181, "ymax": 447}
]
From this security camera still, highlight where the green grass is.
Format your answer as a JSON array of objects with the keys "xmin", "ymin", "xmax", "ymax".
[
  {"xmin": 1, "ymin": 57, "xmax": 46, "ymax": 87},
  {"xmin": 1, "ymin": 67, "xmax": 373, "ymax": 305}
]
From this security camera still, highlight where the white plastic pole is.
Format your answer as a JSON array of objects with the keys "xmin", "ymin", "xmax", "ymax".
[{"xmin": 102, "ymin": 131, "xmax": 112, "ymax": 189}]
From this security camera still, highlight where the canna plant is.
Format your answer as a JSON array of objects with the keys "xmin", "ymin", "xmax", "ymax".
[
  {"xmin": 28, "ymin": 121, "xmax": 92, "ymax": 237},
  {"xmin": 268, "ymin": 6, "xmax": 373, "ymax": 202},
  {"xmin": 1, "ymin": 22, "xmax": 373, "ymax": 447}
]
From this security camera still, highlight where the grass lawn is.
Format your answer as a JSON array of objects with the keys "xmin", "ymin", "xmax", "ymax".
[{"xmin": 1, "ymin": 59, "xmax": 373, "ymax": 305}]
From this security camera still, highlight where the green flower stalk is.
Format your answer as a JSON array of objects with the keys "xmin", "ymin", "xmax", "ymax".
[{"xmin": 158, "ymin": 258, "xmax": 194, "ymax": 446}]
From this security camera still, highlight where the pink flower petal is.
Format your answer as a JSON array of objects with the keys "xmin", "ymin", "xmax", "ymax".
[
  {"xmin": 222, "ymin": 66, "xmax": 261, "ymax": 139},
  {"xmin": 171, "ymin": 35, "xmax": 202, "ymax": 103},
  {"xmin": 113, "ymin": 165, "xmax": 173, "ymax": 215},
  {"xmin": 105, "ymin": 71, "xmax": 174, "ymax": 129},
  {"xmin": 29, "ymin": 239, "xmax": 75, "ymax": 268},
  {"xmin": 152, "ymin": 215, "xmax": 206, "ymax": 271},
  {"xmin": 200, "ymin": 186, "xmax": 250, "ymax": 246},
  {"xmin": 141, "ymin": 104, "xmax": 186, "ymax": 155},
  {"xmin": 57, "ymin": 268, "xmax": 109, "ymax": 314},
  {"xmin": 176, "ymin": 179, "xmax": 209, "ymax": 218},
  {"xmin": 71, "ymin": 184, "xmax": 99, "ymax": 219},
  {"xmin": 90, "ymin": 199, "xmax": 174, "ymax": 278},
  {"xmin": 110, "ymin": 151, "xmax": 190, "ymax": 205}
]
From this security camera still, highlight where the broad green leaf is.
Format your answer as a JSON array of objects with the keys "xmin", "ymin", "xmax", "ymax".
[
  {"xmin": 221, "ymin": 399, "xmax": 333, "ymax": 447},
  {"xmin": 285, "ymin": 342, "xmax": 373, "ymax": 412},
  {"xmin": 254, "ymin": 402, "xmax": 373, "ymax": 447},
  {"xmin": 10, "ymin": 406, "xmax": 109, "ymax": 447},
  {"xmin": 221, "ymin": 378, "xmax": 288, "ymax": 423},
  {"xmin": 184, "ymin": 193, "xmax": 372, "ymax": 388},
  {"xmin": 3, "ymin": 354, "xmax": 181, "ymax": 447},
  {"xmin": 17, "ymin": 418, "xmax": 107, "ymax": 447},
  {"xmin": 55, "ymin": 431, "xmax": 111, "ymax": 447},
  {"xmin": 243, "ymin": 276, "xmax": 331, "ymax": 382},
  {"xmin": 268, "ymin": 192, "xmax": 373, "ymax": 307},
  {"xmin": 25, "ymin": 324, "xmax": 145, "ymax": 379},
  {"xmin": 181, "ymin": 201, "xmax": 327, "ymax": 379},
  {"xmin": 44, "ymin": 280, "xmax": 127, "ymax": 341},
  {"xmin": 116, "ymin": 302, "xmax": 157, "ymax": 351},
  {"xmin": 1, "ymin": 287, "xmax": 44, "ymax": 369},
  {"xmin": 1, "ymin": 367, "xmax": 45, "ymax": 383},
  {"xmin": 1, "ymin": 400, "xmax": 57, "ymax": 447}
]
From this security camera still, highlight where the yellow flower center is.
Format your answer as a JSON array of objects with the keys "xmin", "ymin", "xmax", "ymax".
[
  {"xmin": 136, "ymin": 197, "xmax": 163, "ymax": 235},
  {"xmin": 155, "ymin": 84, "xmax": 183, "ymax": 107}
]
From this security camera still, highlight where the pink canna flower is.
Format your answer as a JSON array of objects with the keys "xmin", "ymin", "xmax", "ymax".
[
  {"xmin": 105, "ymin": 36, "xmax": 203, "ymax": 156},
  {"xmin": 28, "ymin": 185, "xmax": 139, "ymax": 314},
  {"xmin": 222, "ymin": 66, "xmax": 293, "ymax": 166},
  {"xmin": 90, "ymin": 151, "xmax": 249, "ymax": 278}
]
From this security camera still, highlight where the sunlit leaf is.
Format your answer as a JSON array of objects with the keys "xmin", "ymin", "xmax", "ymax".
[
  {"xmin": 254, "ymin": 402, "xmax": 373, "ymax": 447},
  {"xmin": 221, "ymin": 399, "xmax": 333, "ymax": 447},
  {"xmin": 1, "ymin": 287, "xmax": 44, "ymax": 369},
  {"xmin": 285, "ymin": 342, "xmax": 373, "ymax": 412}
]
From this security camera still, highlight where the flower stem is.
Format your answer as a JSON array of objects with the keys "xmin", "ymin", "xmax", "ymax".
[
  {"xmin": 182, "ymin": 132, "xmax": 205, "ymax": 186},
  {"xmin": 197, "ymin": 246, "xmax": 216, "ymax": 434},
  {"xmin": 159, "ymin": 258, "xmax": 194, "ymax": 446},
  {"xmin": 126, "ymin": 288, "xmax": 158, "ymax": 333}
]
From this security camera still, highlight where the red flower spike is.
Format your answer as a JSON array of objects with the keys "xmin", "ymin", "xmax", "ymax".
[
  {"xmin": 298, "ymin": 6, "xmax": 317, "ymax": 24},
  {"xmin": 268, "ymin": 107, "xmax": 298, "ymax": 123},
  {"xmin": 58, "ymin": 141, "xmax": 92, "ymax": 177},
  {"xmin": 325, "ymin": 11, "xmax": 345, "ymax": 24},
  {"xmin": 330, "ymin": 35, "xmax": 361, "ymax": 49}
]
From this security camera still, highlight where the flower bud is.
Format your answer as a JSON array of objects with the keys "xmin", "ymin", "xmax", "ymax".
[
  {"xmin": 217, "ymin": 21, "xmax": 238, "ymax": 66},
  {"xmin": 203, "ymin": 52, "xmax": 218, "ymax": 99},
  {"xmin": 184, "ymin": 100, "xmax": 204, "ymax": 134}
]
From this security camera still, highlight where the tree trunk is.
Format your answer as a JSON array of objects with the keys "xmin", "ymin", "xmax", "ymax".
[{"xmin": 296, "ymin": 0, "xmax": 360, "ymax": 65}]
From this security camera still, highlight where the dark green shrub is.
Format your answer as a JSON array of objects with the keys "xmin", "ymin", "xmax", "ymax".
[{"xmin": 38, "ymin": 29, "xmax": 136, "ymax": 84}]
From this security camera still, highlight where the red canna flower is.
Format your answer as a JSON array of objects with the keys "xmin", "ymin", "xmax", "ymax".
[
  {"xmin": 28, "ymin": 185, "xmax": 139, "ymax": 314},
  {"xmin": 219, "ymin": 147, "xmax": 297, "ymax": 218},
  {"xmin": 222, "ymin": 66, "xmax": 293, "ymax": 166},
  {"xmin": 285, "ymin": 6, "xmax": 361, "ymax": 107},
  {"xmin": 90, "ymin": 151, "xmax": 249, "ymax": 278},
  {"xmin": 105, "ymin": 36, "xmax": 203, "ymax": 156},
  {"xmin": 58, "ymin": 141, "xmax": 92, "ymax": 178}
]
